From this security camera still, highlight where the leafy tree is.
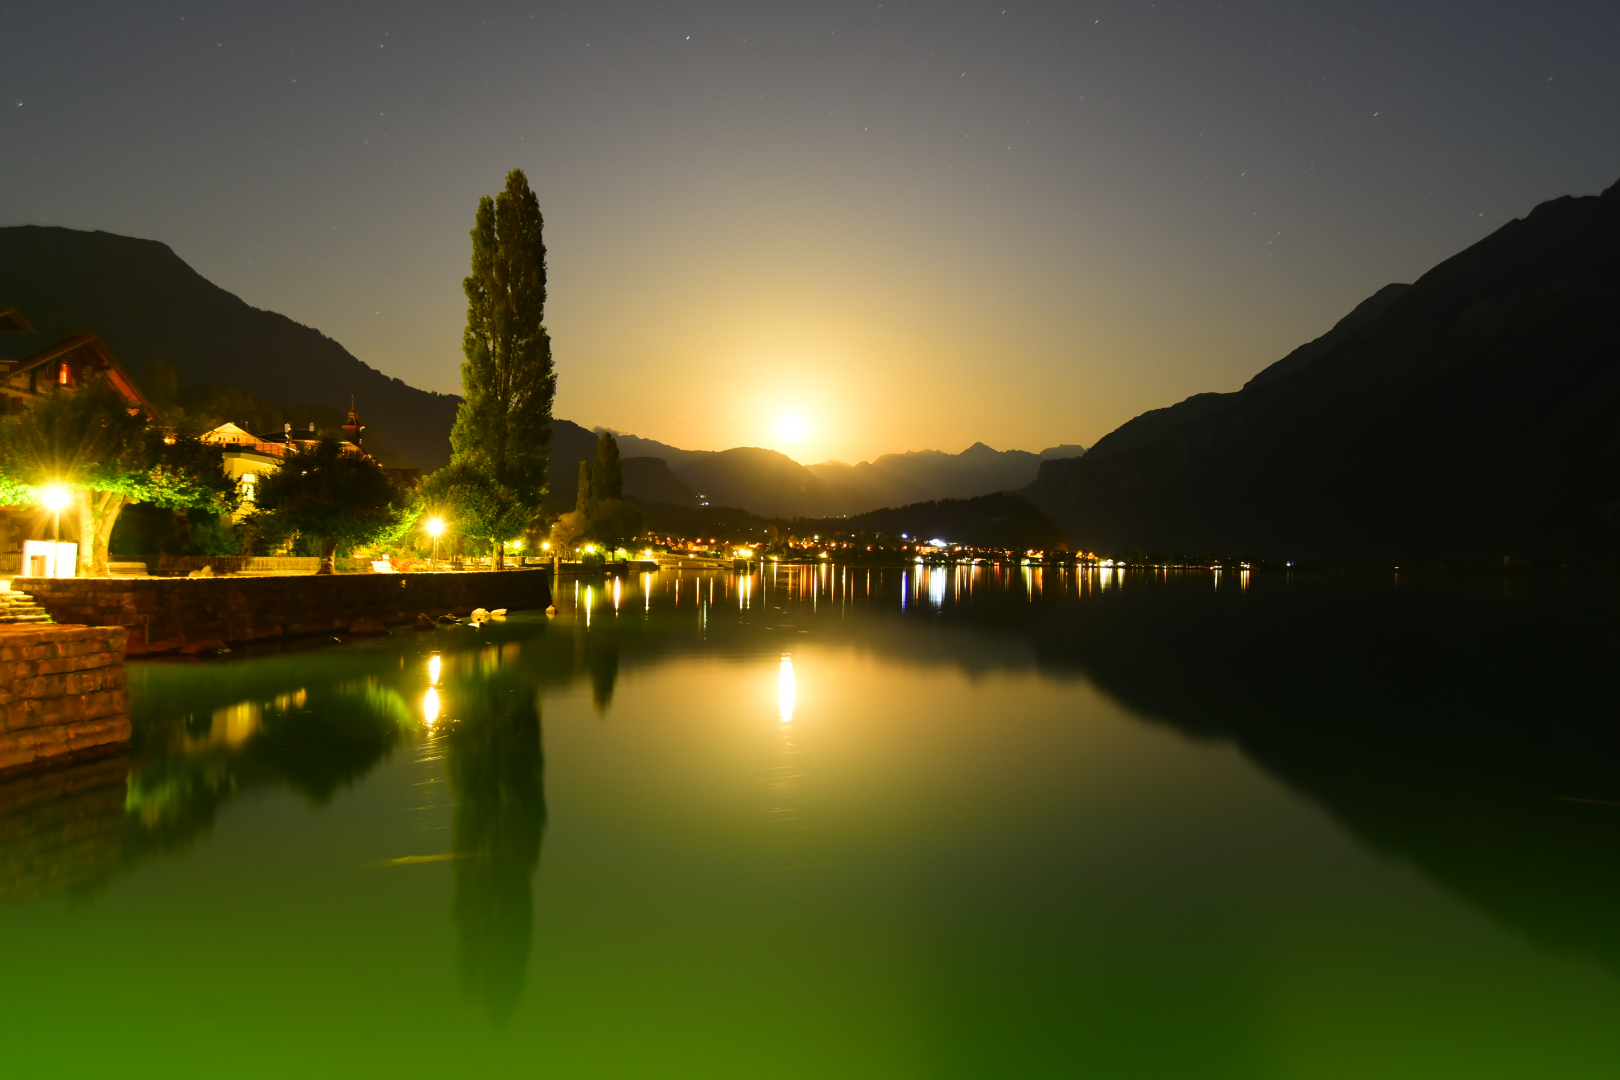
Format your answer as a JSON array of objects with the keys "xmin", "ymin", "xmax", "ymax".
[
  {"xmin": 585, "ymin": 498, "xmax": 645, "ymax": 553},
  {"xmin": 0, "ymin": 376, "xmax": 234, "ymax": 575},
  {"xmin": 422, "ymin": 462, "xmax": 530, "ymax": 568},
  {"xmin": 449, "ymin": 168, "xmax": 556, "ymax": 569},
  {"xmin": 249, "ymin": 438, "xmax": 411, "ymax": 574}
]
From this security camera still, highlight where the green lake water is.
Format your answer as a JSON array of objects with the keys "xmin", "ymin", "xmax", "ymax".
[{"xmin": 2, "ymin": 565, "xmax": 1619, "ymax": 1078}]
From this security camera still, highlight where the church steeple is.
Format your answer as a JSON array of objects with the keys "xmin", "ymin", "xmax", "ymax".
[{"xmin": 342, "ymin": 396, "xmax": 364, "ymax": 447}]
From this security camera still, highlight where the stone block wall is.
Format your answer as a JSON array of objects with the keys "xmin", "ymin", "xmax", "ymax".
[
  {"xmin": 0, "ymin": 625, "xmax": 130, "ymax": 773},
  {"xmin": 18, "ymin": 569, "xmax": 551, "ymax": 655}
]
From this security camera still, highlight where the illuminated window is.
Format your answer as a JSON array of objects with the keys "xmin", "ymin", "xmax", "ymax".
[{"xmin": 57, "ymin": 363, "xmax": 70, "ymax": 386}]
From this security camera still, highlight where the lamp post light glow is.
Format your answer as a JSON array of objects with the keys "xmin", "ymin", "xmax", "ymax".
[
  {"xmin": 40, "ymin": 485, "xmax": 71, "ymax": 577},
  {"xmin": 426, "ymin": 516, "xmax": 446, "ymax": 570}
]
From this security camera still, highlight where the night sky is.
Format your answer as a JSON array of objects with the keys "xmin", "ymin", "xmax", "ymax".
[{"xmin": 4, "ymin": 1, "xmax": 1617, "ymax": 463}]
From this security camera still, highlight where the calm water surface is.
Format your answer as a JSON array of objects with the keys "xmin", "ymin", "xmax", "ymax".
[{"xmin": 2, "ymin": 565, "xmax": 1619, "ymax": 1078}]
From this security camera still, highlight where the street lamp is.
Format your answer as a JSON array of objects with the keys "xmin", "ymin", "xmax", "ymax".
[
  {"xmin": 40, "ymin": 484, "xmax": 71, "ymax": 577},
  {"xmin": 426, "ymin": 516, "xmax": 445, "ymax": 570}
]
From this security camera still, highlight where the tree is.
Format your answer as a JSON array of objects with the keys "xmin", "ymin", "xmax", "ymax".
[
  {"xmin": 592, "ymin": 430, "xmax": 623, "ymax": 503},
  {"xmin": 584, "ymin": 498, "xmax": 645, "ymax": 553},
  {"xmin": 573, "ymin": 459, "xmax": 594, "ymax": 517},
  {"xmin": 0, "ymin": 376, "xmax": 234, "ymax": 575},
  {"xmin": 449, "ymin": 168, "xmax": 556, "ymax": 569},
  {"xmin": 422, "ymin": 461, "xmax": 530, "ymax": 569},
  {"xmin": 250, "ymin": 438, "xmax": 411, "ymax": 574}
]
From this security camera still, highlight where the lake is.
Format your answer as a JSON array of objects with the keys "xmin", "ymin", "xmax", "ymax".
[{"xmin": 2, "ymin": 564, "xmax": 1618, "ymax": 1078}]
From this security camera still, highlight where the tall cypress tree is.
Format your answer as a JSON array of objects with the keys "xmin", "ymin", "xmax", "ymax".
[
  {"xmin": 450, "ymin": 168, "xmax": 556, "ymax": 569},
  {"xmin": 573, "ymin": 459, "xmax": 594, "ymax": 517},
  {"xmin": 592, "ymin": 430, "xmax": 623, "ymax": 502}
]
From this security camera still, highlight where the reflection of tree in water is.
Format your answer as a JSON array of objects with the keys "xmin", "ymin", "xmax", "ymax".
[
  {"xmin": 574, "ymin": 620, "xmax": 620, "ymax": 712},
  {"xmin": 442, "ymin": 669, "xmax": 546, "ymax": 1024},
  {"xmin": 588, "ymin": 642, "xmax": 619, "ymax": 712}
]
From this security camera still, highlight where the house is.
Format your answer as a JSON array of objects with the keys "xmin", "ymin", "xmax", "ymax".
[
  {"xmin": 201, "ymin": 401, "xmax": 412, "ymax": 519},
  {"xmin": 0, "ymin": 308, "xmax": 158, "ymax": 417}
]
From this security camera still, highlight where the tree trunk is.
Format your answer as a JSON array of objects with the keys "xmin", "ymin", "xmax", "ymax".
[
  {"xmin": 317, "ymin": 536, "xmax": 337, "ymax": 575},
  {"xmin": 90, "ymin": 492, "xmax": 127, "ymax": 577},
  {"xmin": 493, "ymin": 542, "xmax": 504, "ymax": 572},
  {"xmin": 74, "ymin": 489, "xmax": 94, "ymax": 578}
]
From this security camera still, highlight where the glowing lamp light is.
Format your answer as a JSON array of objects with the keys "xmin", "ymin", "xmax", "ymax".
[
  {"xmin": 425, "ymin": 517, "xmax": 446, "ymax": 537},
  {"xmin": 540, "ymin": 541, "xmax": 552, "ymax": 551},
  {"xmin": 40, "ymin": 485, "xmax": 72, "ymax": 512}
]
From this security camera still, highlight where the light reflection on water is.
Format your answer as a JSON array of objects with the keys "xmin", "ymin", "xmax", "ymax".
[{"xmin": 0, "ymin": 566, "xmax": 1617, "ymax": 1077}]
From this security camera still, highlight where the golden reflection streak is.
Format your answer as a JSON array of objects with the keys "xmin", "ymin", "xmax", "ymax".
[
  {"xmin": 777, "ymin": 656, "xmax": 795, "ymax": 723},
  {"xmin": 422, "ymin": 686, "xmax": 441, "ymax": 728}
]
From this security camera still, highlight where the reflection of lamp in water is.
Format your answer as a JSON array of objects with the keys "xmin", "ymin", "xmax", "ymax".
[
  {"xmin": 428, "ymin": 653, "xmax": 442, "ymax": 685},
  {"xmin": 777, "ymin": 656, "xmax": 795, "ymax": 723},
  {"xmin": 423, "ymin": 686, "xmax": 441, "ymax": 728}
]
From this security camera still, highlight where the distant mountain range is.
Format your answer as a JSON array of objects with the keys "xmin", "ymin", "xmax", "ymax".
[
  {"xmin": 0, "ymin": 224, "xmax": 1082, "ymax": 519},
  {"xmin": 1021, "ymin": 177, "xmax": 1620, "ymax": 564},
  {"xmin": 546, "ymin": 423, "xmax": 1084, "ymax": 519}
]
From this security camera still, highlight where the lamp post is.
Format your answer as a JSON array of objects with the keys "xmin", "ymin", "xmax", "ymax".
[
  {"xmin": 426, "ymin": 517, "xmax": 445, "ymax": 571},
  {"xmin": 40, "ymin": 485, "xmax": 71, "ymax": 578}
]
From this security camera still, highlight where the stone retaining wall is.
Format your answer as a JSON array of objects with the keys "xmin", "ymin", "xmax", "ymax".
[
  {"xmin": 19, "ymin": 570, "xmax": 551, "ymax": 656},
  {"xmin": 0, "ymin": 625, "xmax": 130, "ymax": 773}
]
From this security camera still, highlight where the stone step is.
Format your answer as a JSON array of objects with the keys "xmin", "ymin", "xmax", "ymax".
[{"xmin": 0, "ymin": 588, "xmax": 53, "ymax": 624}]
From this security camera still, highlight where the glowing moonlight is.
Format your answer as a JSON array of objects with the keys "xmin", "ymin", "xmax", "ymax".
[{"xmin": 775, "ymin": 414, "xmax": 808, "ymax": 443}]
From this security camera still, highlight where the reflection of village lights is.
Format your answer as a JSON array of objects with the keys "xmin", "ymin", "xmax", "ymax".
[
  {"xmin": 428, "ymin": 654, "xmax": 441, "ymax": 685},
  {"xmin": 422, "ymin": 687, "xmax": 441, "ymax": 727},
  {"xmin": 777, "ymin": 656, "xmax": 796, "ymax": 723}
]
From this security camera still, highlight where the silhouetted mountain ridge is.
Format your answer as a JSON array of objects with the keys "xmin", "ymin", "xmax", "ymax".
[
  {"xmin": 1023, "ymin": 177, "xmax": 1620, "ymax": 562},
  {"xmin": 0, "ymin": 226, "xmax": 461, "ymax": 471}
]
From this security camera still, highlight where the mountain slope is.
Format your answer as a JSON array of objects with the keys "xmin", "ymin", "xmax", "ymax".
[
  {"xmin": 0, "ymin": 226, "xmax": 461, "ymax": 471},
  {"xmin": 808, "ymin": 442, "xmax": 1085, "ymax": 509},
  {"xmin": 1023, "ymin": 178, "xmax": 1620, "ymax": 562},
  {"xmin": 614, "ymin": 433, "xmax": 853, "ymax": 517}
]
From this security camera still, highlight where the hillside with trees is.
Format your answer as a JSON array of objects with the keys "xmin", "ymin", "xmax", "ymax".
[{"xmin": 0, "ymin": 226, "xmax": 461, "ymax": 472}]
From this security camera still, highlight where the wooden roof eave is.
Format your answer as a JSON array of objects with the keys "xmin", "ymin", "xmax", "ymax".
[{"xmin": 7, "ymin": 334, "xmax": 162, "ymax": 422}]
